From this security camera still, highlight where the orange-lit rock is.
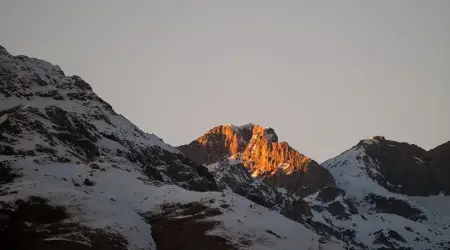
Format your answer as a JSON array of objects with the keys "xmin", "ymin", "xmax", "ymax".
[{"xmin": 178, "ymin": 124, "xmax": 335, "ymax": 197}]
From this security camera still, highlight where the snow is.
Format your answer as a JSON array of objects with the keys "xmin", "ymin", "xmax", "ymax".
[
  {"xmin": 206, "ymin": 190, "xmax": 344, "ymax": 250},
  {"xmin": 414, "ymin": 156, "xmax": 425, "ymax": 164},
  {"xmin": 1, "ymin": 155, "xmax": 345, "ymax": 250},
  {"xmin": 0, "ymin": 48, "xmax": 345, "ymax": 250},
  {"xmin": 0, "ymin": 114, "xmax": 8, "ymax": 125},
  {"xmin": 227, "ymin": 123, "xmax": 254, "ymax": 133},
  {"xmin": 3, "ymin": 45, "xmax": 448, "ymax": 250},
  {"xmin": 322, "ymin": 146, "xmax": 389, "ymax": 199},
  {"xmin": 43, "ymin": 238, "xmax": 92, "ymax": 246},
  {"xmin": 309, "ymin": 206, "xmax": 449, "ymax": 250},
  {"xmin": 319, "ymin": 143, "xmax": 450, "ymax": 249},
  {"xmin": 0, "ymin": 52, "xmax": 177, "ymax": 155}
]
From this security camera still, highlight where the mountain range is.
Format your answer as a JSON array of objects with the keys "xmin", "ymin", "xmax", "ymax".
[{"xmin": 0, "ymin": 46, "xmax": 449, "ymax": 250}]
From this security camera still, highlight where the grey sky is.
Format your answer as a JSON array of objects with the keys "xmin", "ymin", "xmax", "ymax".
[{"xmin": 1, "ymin": 1, "xmax": 449, "ymax": 162}]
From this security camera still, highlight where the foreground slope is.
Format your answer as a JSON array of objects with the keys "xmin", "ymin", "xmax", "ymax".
[{"xmin": 0, "ymin": 46, "xmax": 343, "ymax": 250}]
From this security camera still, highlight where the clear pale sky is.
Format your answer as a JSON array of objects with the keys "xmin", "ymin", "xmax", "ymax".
[{"xmin": 1, "ymin": 1, "xmax": 449, "ymax": 162}]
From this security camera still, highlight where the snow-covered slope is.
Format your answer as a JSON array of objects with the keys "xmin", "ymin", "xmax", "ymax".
[
  {"xmin": 206, "ymin": 157, "xmax": 313, "ymax": 222},
  {"xmin": 313, "ymin": 137, "xmax": 450, "ymax": 249},
  {"xmin": 0, "ymin": 46, "xmax": 344, "ymax": 250},
  {"xmin": 2, "ymin": 156, "xmax": 346, "ymax": 250}
]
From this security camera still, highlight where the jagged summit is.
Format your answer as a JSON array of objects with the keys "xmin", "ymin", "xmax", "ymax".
[
  {"xmin": 368, "ymin": 135, "xmax": 386, "ymax": 140},
  {"xmin": 225, "ymin": 123, "xmax": 278, "ymax": 142},
  {"xmin": 178, "ymin": 123, "xmax": 334, "ymax": 197},
  {"xmin": 181, "ymin": 123, "xmax": 291, "ymax": 164}
]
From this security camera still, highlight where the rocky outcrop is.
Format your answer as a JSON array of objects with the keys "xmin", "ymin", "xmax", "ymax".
[
  {"xmin": 427, "ymin": 141, "xmax": 450, "ymax": 194},
  {"xmin": 177, "ymin": 125, "xmax": 248, "ymax": 165},
  {"xmin": 178, "ymin": 124, "xmax": 334, "ymax": 197},
  {"xmin": 206, "ymin": 158, "xmax": 312, "ymax": 222},
  {"xmin": 365, "ymin": 194, "xmax": 427, "ymax": 221},
  {"xmin": 357, "ymin": 137, "xmax": 450, "ymax": 196}
]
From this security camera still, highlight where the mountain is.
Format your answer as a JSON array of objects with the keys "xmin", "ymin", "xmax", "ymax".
[
  {"xmin": 2, "ymin": 45, "xmax": 449, "ymax": 250},
  {"xmin": 309, "ymin": 137, "xmax": 450, "ymax": 249},
  {"xmin": 0, "ymin": 46, "xmax": 345, "ymax": 250},
  {"xmin": 178, "ymin": 123, "xmax": 334, "ymax": 197},
  {"xmin": 179, "ymin": 128, "xmax": 450, "ymax": 249}
]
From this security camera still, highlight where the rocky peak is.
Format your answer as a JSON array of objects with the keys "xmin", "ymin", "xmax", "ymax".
[
  {"xmin": 227, "ymin": 123, "xmax": 279, "ymax": 143},
  {"xmin": 0, "ymin": 45, "xmax": 10, "ymax": 56},
  {"xmin": 179, "ymin": 123, "xmax": 280, "ymax": 165},
  {"xmin": 368, "ymin": 135, "xmax": 386, "ymax": 141},
  {"xmin": 328, "ymin": 137, "xmax": 450, "ymax": 196},
  {"xmin": 178, "ymin": 123, "xmax": 335, "ymax": 197}
]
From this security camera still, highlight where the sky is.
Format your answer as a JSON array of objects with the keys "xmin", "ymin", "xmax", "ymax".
[{"xmin": 1, "ymin": 1, "xmax": 449, "ymax": 162}]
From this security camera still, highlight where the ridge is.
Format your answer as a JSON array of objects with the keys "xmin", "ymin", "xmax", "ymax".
[{"xmin": 178, "ymin": 123, "xmax": 334, "ymax": 197}]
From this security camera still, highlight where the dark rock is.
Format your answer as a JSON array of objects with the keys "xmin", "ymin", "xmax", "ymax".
[
  {"xmin": 326, "ymin": 201, "xmax": 350, "ymax": 220},
  {"xmin": 265, "ymin": 229, "xmax": 282, "ymax": 239},
  {"xmin": 35, "ymin": 90, "xmax": 59, "ymax": 98},
  {"xmin": 83, "ymin": 178, "xmax": 95, "ymax": 186},
  {"xmin": 0, "ymin": 162, "xmax": 20, "ymax": 184},
  {"xmin": 388, "ymin": 230, "xmax": 407, "ymax": 243},
  {"xmin": 343, "ymin": 198, "xmax": 359, "ymax": 215},
  {"xmin": 71, "ymin": 75, "xmax": 92, "ymax": 91},
  {"xmin": 360, "ymin": 139, "xmax": 450, "ymax": 196},
  {"xmin": 316, "ymin": 186, "xmax": 345, "ymax": 203},
  {"xmin": 220, "ymin": 204, "xmax": 230, "ymax": 209},
  {"xmin": 427, "ymin": 141, "xmax": 450, "ymax": 195},
  {"xmin": 365, "ymin": 194, "xmax": 426, "ymax": 221},
  {"xmin": 55, "ymin": 132, "xmax": 99, "ymax": 159},
  {"xmin": 0, "ymin": 196, "xmax": 128, "ymax": 250},
  {"xmin": 373, "ymin": 229, "xmax": 410, "ymax": 250},
  {"xmin": 143, "ymin": 202, "xmax": 235, "ymax": 250},
  {"xmin": 35, "ymin": 144, "xmax": 57, "ymax": 155},
  {"xmin": 0, "ymin": 145, "xmax": 16, "ymax": 155}
]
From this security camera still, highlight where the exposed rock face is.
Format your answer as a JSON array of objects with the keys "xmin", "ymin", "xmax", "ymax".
[
  {"xmin": 177, "ymin": 125, "xmax": 248, "ymax": 165},
  {"xmin": 357, "ymin": 137, "xmax": 450, "ymax": 196},
  {"xmin": 427, "ymin": 141, "xmax": 450, "ymax": 194},
  {"xmin": 365, "ymin": 194, "xmax": 427, "ymax": 222},
  {"xmin": 206, "ymin": 158, "xmax": 312, "ymax": 221},
  {"xmin": 178, "ymin": 123, "xmax": 334, "ymax": 196}
]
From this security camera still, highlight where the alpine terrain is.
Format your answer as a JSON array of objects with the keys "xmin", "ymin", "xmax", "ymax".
[
  {"xmin": 179, "ymin": 127, "xmax": 450, "ymax": 249},
  {"xmin": 0, "ymin": 46, "xmax": 345, "ymax": 250},
  {"xmin": 0, "ymin": 45, "xmax": 449, "ymax": 250}
]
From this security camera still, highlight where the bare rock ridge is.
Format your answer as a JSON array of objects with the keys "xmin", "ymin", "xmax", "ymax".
[
  {"xmin": 177, "ymin": 123, "xmax": 335, "ymax": 197},
  {"xmin": 354, "ymin": 136, "xmax": 450, "ymax": 196}
]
